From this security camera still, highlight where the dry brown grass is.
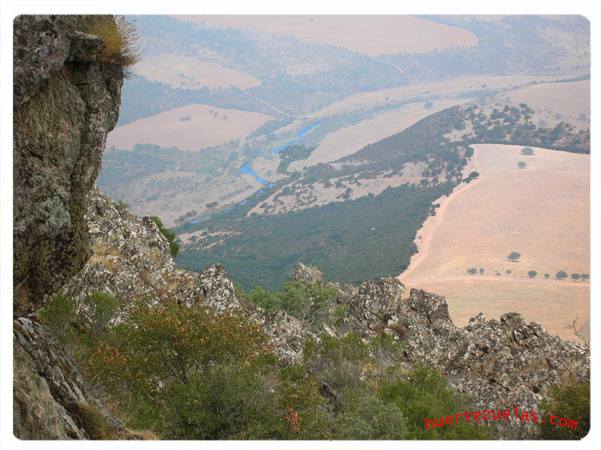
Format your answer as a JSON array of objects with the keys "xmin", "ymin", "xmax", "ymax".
[
  {"xmin": 66, "ymin": 401, "xmax": 114, "ymax": 439},
  {"xmin": 89, "ymin": 16, "xmax": 139, "ymax": 66},
  {"xmin": 400, "ymin": 144, "xmax": 590, "ymax": 341}
]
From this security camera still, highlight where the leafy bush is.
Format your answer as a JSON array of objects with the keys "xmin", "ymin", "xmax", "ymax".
[
  {"xmin": 540, "ymin": 382, "xmax": 589, "ymax": 440},
  {"xmin": 81, "ymin": 292, "xmax": 120, "ymax": 337},
  {"xmin": 248, "ymin": 280, "xmax": 339, "ymax": 329},
  {"xmin": 88, "ymin": 16, "xmax": 139, "ymax": 66},
  {"xmin": 37, "ymin": 293, "xmax": 77, "ymax": 345},
  {"xmin": 151, "ymin": 216, "xmax": 180, "ymax": 258},
  {"xmin": 379, "ymin": 364, "xmax": 491, "ymax": 439},
  {"xmin": 86, "ymin": 300, "xmax": 268, "ymax": 401},
  {"xmin": 335, "ymin": 392, "xmax": 407, "ymax": 439}
]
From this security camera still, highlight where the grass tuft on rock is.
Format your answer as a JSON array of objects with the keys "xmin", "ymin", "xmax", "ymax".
[{"xmin": 88, "ymin": 16, "xmax": 139, "ymax": 66}]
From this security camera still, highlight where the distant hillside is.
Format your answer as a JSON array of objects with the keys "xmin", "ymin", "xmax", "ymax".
[{"xmin": 176, "ymin": 101, "xmax": 588, "ymax": 290}]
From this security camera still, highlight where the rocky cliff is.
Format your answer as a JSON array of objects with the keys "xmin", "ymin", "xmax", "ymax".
[
  {"xmin": 13, "ymin": 15, "xmax": 127, "ymax": 439},
  {"xmin": 14, "ymin": 15, "xmax": 123, "ymax": 316}
]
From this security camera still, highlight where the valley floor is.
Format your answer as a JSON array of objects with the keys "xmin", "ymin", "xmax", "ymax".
[{"xmin": 399, "ymin": 143, "xmax": 590, "ymax": 341}]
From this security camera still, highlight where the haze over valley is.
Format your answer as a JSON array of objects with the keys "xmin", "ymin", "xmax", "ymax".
[{"xmin": 98, "ymin": 15, "xmax": 590, "ymax": 340}]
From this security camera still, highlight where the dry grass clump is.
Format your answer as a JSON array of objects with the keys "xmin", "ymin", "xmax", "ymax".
[
  {"xmin": 88, "ymin": 15, "xmax": 139, "ymax": 66},
  {"xmin": 66, "ymin": 401, "xmax": 114, "ymax": 439}
]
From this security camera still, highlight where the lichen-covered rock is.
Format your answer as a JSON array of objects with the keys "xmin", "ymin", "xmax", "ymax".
[
  {"xmin": 344, "ymin": 277, "xmax": 405, "ymax": 331},
  {"xmin": 392, "ymin": 291, "xmax": 588, "ymax": 439},
  {"xmin": 64, "ymin": 188, "xmax": 311, "ymax": 364},
  {"xmin": 13, "ymin": 15, "xmax": 124, "ymax": 316},
  {"xmin": 293, "ymin": 262, "xmax": 324, "ymax": 283}
]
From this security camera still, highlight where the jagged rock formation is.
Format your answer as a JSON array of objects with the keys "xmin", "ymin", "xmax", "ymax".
[
  {"xmin": 13, "ymin": 15, "xmax": 127, "ymax": 440},
  {"xmin": 64, "ymin": 188, "xmax": 314, "ymax": 364},
  {"xmin": 14, "ymin": 15, "xmax": 123, "ymax": 316}
]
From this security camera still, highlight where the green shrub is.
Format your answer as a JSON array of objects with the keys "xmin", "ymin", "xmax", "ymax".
[
  {"xmin": 335, "ymin": 391, "xmax": 407, "ymax": 439},
  {"xmin": 379, "ymin": 364, "xmax": 491, "ymax": 439},
  {"xmin": 247, "ymin": 280, "xmax": 339, "ymax": 329},
  {"xmin": 540, "ymin": 382, "xmax": 589, "ymax": 440},
  {"xmin": 304, "ymin": 334, "xmax": 369, "ymax": 393},
  {"xmin": 88, "ymin": 16, "xmax": 139, "ymax": 66},
  {"xmin": 151, "ymin": 216, "xmax": 180, "ymax": 258},
  {"xmin": 81, "ymin": 292, "xmax": 120, "ymax": 337},
  {"xmin": 37, "ymin": 293, "xmax": 77, "ymax": 345}
]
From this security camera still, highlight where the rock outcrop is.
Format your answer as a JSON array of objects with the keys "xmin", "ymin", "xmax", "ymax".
[
  {"xmin": 338, "ymin": 283, "xmax": 589, "ymax": 439},
  {"xmin": 63, "ymin": 188, "xmax": 313, "ymax": 365},
  {"xmin": 14, "ymin": 15, "xmax": 123, "ymax": 316},
  {"xmin": 13, "ymin": 15, "xmax": 126, "ymax": 440}
]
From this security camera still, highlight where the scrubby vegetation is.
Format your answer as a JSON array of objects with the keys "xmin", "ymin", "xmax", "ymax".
[
  {"xmin": 246, "ymin": 280, "xmax": 342, "ymax": 330},
  {"xmin": 88, "ymin": 16, "xmax": 139, "ymax": 66},
  {"xmin": 39, "ymin": 292, "xmax": 493, "ymax": 440},
  {"xmin": 540, "ymin": 382, "xmax": 590, "ymax": 440}
]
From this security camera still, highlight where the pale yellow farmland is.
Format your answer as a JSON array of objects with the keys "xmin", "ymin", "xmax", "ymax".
[
  {"xmin": 399, "ymin": 144, "xmax": 590, "ymax": 341},
  {"xmin": 134, "ymin": 54, "xmax": 261, "ymax": 90},
  {"xmin": 106, "ymin": 104, "xmax": 273, "ymax": 151},
  {"xmin": 309, "ymin": 75, "xmax": 565, "ymax": 117},
  {"xmin": 492, "ymin": 80, "xmax": 590, "ymax": 130},
  {"xmin": 175, "ymin": 15, "xmax": 478, "ymax": 56},
  {"xmin": 294, "ymin": 99, "xmax": 469, "ymax": 169}
]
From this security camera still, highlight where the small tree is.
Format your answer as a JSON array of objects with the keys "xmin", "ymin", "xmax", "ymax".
[
  {"xmin": 467, "ymin": 268, "xmax": 478, "ymax": 275},
  {"xmin": 527, "ymin": 270, "xmax": 538, "ymax": 279},
  {"xmin": 544, "ymin": 273, "xmax": 550, "ymax": 279},
  {"xmin": 507, "ymin": 251, "xmax": 521, "ymax": 262},
  {"xmin": 521, "ymin": 147, "xmax": 535, "ymax": 156},
  {"xmin": 556, "ymin": 271, "xmax": 568, "ymax": 280},
  {"xmin": 479, "ymin": 268, "xmax": 484, "ymax": 275},
  {"xmin": 517, "ymin": 161, "xmax": 527, "ymax": 169},
  {"xmin": 581, "ymin": 273, "xmax": 590, "ymax": 281},
  {"xmin": 571, "ymin": 273, "xmax": 581, "ymax": 281}
]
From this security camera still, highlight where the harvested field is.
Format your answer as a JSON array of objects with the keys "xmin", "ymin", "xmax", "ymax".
[
  {"xmin": 134, "ymin": 54, "xmax": 261, "ymax": 90},
  {"xmin": 106, "ymin": 104, "xmax": 273, "ymax": 151},
  {"xmin": 175, "ymin": 15, "xmax": 478, "ymax": 55},
  {"xmin": 399, "ymin": 143, "xmax": 590, "ymax": 341}
]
